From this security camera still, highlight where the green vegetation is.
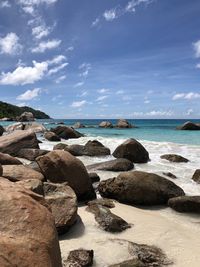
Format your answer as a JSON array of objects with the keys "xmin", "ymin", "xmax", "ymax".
[{"xmin": 0, "ymin": 101, "xmax": 50, "ymax": 119}]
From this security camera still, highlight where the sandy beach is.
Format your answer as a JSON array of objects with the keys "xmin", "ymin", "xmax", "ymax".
[{"xmin": 60, "ymin": 202, "xmax": 200, "ymax": 267}]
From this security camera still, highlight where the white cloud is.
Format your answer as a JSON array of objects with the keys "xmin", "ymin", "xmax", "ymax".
[
  {"xmin": 96, "ymin": 95, "xmax": 108, "ymax": 102},
  {"xmin": 79, "ymin": 63, "xmax": 91, "ymax": 78},
  {"xmin": 55, "ymin": 75, "xmax": 66, "ymax": 84},
  {"xmin": 48, "ymin": 55, "xmax": 66, "ymax": 65},
  {"xmin": 0, "ymin": 1, "xmax": 11, "ymax": 8},
  {"xmin": 74, "ymin": 81, "xmax": 84, "ymax": 88},
  {"xmin": 172, "ymin": 92, "xmax": 200, "ymax": 100},
  {"xmin": 97, "ymin": 88, "xmax": 110, "ymax": 94},
  {"xmin": 32, "ymin": 24, "xmax": 53, "ymax": 39},
  {"xmin": 71, "ymin": 100, "xmax": 87, "ymax": 108},
  {"xmin": 193, "ymin": 40, "xmax": 200, "ymax": 58},
  {"xmin": 31, "ymin": 39, "xmax": 61, "ymax": 53},
  {"xmin": 66, "ymin": 46, "xmax": 74, "ymax": 52},
  {"xmin": 91, "ymin": 18, "xmax": 100, "ymax": 27},
  {"xmin": 48, "ymin": 62, "xmax": 68, "ymax": 75},
  {"xmin": 17, "ymin": 88, "xmax": 41, "ymax": 101},
  {"xmin": 0, "ymin": 33, "xmax": 22, "ymax": 55},
  {"xmin": 0, "ymin": 60, "xmax": 48, "ymax": 85},
  {"xmin": 186, "ymin": 109, "xmax": 193, "ymax": 116},
  {"xmin": 125, "ymin": 0, "xmax": 152, "ymax": 12},
  {"xmin": 103, "ymin": 9, "xmax": 118, "ymax": 21},
  {"xmin": 146, "ymin": 110, "xmax": 173, "ymax": 117},
  {"xmin": 116, "ymin": 90, "xmax": 124, "ymax": 95},
  {"xmin": 17, "ymin": 102, "xmax": 27, "ymax": 107},
  {"xmin": 78, "ymin": 91, "xmax": 88, "ymax": 97}
]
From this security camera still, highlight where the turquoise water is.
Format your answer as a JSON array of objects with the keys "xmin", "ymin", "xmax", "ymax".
[{"xmin": 1, "ymin": 119, "xmax": 200, "ymax": 145}]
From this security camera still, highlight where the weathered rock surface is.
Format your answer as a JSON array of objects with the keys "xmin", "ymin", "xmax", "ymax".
[
  {"xmin": 113, "ymin": 139, "xmax": 149, "ymax": 163},
  {"xmin": 16, "ymin": 111, "xmax": 35, "ymax": 122},
  {"xmin": 98, "ymin": 171, "xmax": 185, "ymax": 206},
  {"xmin": 88, "ymin": 172, "xmax": 100, "ymax": 183},
  {"xmin": 65, "ymin": 140, "xmax": 111, "ymax": 157},
  {"xmin": 192, "ymin": 169, "xmax": 200, "ymax": 183},
  {"xmin": 36, "ymin": 150, "xmax": 96, "ymax": 200},
  {"xmin": 0, "ymin": 130, "xmax": 39, "ymax": 156},
  {"xmin": 28, "ymin": 161, "xmax": 42, "ymax": 172},
  {"xmin": 63, "ymin": 249, "xmax": 94, "ymax": 267},
  {"xmin": 176, "ymin": 121, "xmax": 200, "ymax": 130},
  {"xmin": 87, "ymin": 158, "xmax": 134, "ymax": 172},
  {"xmin": 0, "ymin": 178, "xmax": 62, "ymax": 267},
  {"xmin": 73, "ymin": 122, "xmax": 85, "ymax": 128},
  {"xmin": 6, "ymin": 122, "xmax": 47, "ymax": 133},
  {"xmin": 17, "ymin": 148, "xmax": 49, "ymax": 161},
  {"xmin": 168, "ymin": 196, "xmax": 200, "ymax": 213},
  {"xmin": 44, "ymin": 182, "xmax": 78, "ymax": 235},
  {"xmin": 53, "ymin": 143, "xmax": 68, "ymax": 150},
  {"xmin": 99, "ymin": 121, "xmax": 113, "ymax": 128},
  {"xmin": 87, "ymin": 198, "xmax": 115, "ymax": 210},
  {"xmin": 44, "ymin": 131, "xmax": 61, "ymax": 141},
  {"xmin": 162, "ymin": 172, "xmax": 177, "ymax": 179},
  {"xmin": 160, "ymin": 154, "xmax": 189, "ymax": 163},
  {"xmin": 87, "ymin": 204, "xmax": 130, "ymax": 232},
  {"xmin": 51, "ymin": 126, "xmax": 83, "ymax": 139},
  {"xmin": 107, "ymin": 239, "xmax": 171, "ymax": 267},
  {"xmin": 0, "ymin": 164, "xmax": 2, "ymax": 176},
  {"xmin": 0, "ymin": 125, "xmax": 4, "ymax": 136},
  {"xmin": 3, "ymin": 165, "xmax": 44, "ymax": 182},
  {"xmin": 116, "ymin": 119, "xmax": 133, "ymax": 128},
  {"xmin": 0, "ymin": 152, "xmax": 22, "ymax": 165},
  {"xmin": 17, "ymin": 179, "xmax": 44, "ymax": 195}
]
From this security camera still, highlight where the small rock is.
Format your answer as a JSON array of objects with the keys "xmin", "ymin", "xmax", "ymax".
[
  {"xmin": 51, "ymin": 126, "xmax": 83, "ymax": 139},
  {"xmin": 0, "ymin": 152, "xmax": 22, "ymax": 165},
  {"xmin": 53, "ymin": 143, "xmax": 68, "ymax": 150},
  {"xmin": 44, "ymin": 131, "xmax": 61, "ymax": 141},
  {"xmin": 73, "ymin": 122, "xmax": 85, "ymax": 128},
  {"xmin": 176, "ymin": 121, "xmax": 200, "ymax": 130},
  {"xmin": 192, "ymin": 169, "xmax": 200, "ymax": 183},
  {"xmin": 168, "ymin": 196, "xmax": 200, "ymax": 213},
  {"xmin": 88, "ymin": 172, "xmax": 100, "ymax": 183},
  {"xmin": 109, "ymin": 259, "xmax": 145, "ymax": 267},
  {"xmin": 87, "ymin": 198, "xmax": 115, "ymax": 209},
  {"xmin": 162, "ymin": 172, "xmax": 177, "ymax": 179},
  {"xmin": 63, "ymin": 249, "xmax": 94, "ymax": 267},
  {"xmin": 99, "ymin": 121, "xmax": 113, "ymax": 128},
  {"xmin": 116, "ymin": 119, "xmax": 134, "ymax": 128},
  {"xmin": 161, "ymin": 154, "xmax": 189, "ymax": 163}
]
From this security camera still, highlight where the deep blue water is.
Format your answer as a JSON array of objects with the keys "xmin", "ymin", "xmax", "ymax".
[{"xmin": 1, "ymin": 119, "xmax": 200, "ymax": 145}]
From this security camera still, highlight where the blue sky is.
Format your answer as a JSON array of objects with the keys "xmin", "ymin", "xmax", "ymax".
[{"xmin": 0, "ymin": 0, "xmax": 200, "ymax": 119}]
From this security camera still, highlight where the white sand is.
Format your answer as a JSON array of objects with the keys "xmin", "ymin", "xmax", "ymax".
[{"xmin": 59, "ymin": 202, "xmax": 200, "ymax": 267}]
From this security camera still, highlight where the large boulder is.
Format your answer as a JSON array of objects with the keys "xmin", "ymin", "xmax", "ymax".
[
  {"xmin": 51, "ymin": 126, "xmax": 83, "ymax": 139},
  {"xmin": 44, "ymin": 182, "xmax": 78, "ymax": 235},
  {"xmin": 0, "ymin": 125, "xmax": 4, "ymax": 136},
  {"xmin": 2, "ymin": 165, "xmax": 44, "ymax": 182},
  {"xmin": 73, "ymin": 122, "xmax": 85, "ymax": 128},
  {"xmin": 99, "ymin": 121, "xmax": 113, "ymax": 128},
  {"xmin": 116, "ymin": 119, "xmax": 133, "ymax": 128},
  {"xmin": 44, "ymin": 131, "xmax": 61, "ymax": 142},
  {"xmin": 98, "ymin": 171, "xmax": 185, "ymax": 206},
  {"xmin": 0, "ymin": 152, "xmax": 22, "ymax": 165},
  {"xmin": 87, "ymin": 158, "xmax": 134, "ymax": 172},
  {"xmin": 113, "ymin": 139, "xmax": 149, "ymax": 163},
  {"xmin": 6, "ymin": 122, "xmax": 46, "ymax": 133},
  {"xmin": 0, "ymin": 178, "xmax": 62, "ymax": 267},
  {"xmin": 65, "ymin": 140, "xmax": 111, "ymax": 157},
  {"xmin": 192, "ymin": 169, "xmax": 200, "ymax": 183},
  {"xmin": 17, "ymin": 179, "xmax": 44, "ymax": 195},
  {"xmin": 160, "ymin": 154, "xmax": 189, "ymax": 163},
  {"xmin": 177, "ymin": 121, "xmax": 200, "ymax": 130},
  {"xmin": 36, "ymin": 150, "xmax": 96, "ymax": 201},
  {"xmin": 16, "ymin": 111, "xmax": 35, "ymax": 122},
  {"xmin": 17, "ymin": 148, "xmax": 49, "ymax": 161},
  {"xmin": 0, "ymin": 130, "xmax": 39, "ymax": 156},
  {"xmin": 168, "ymin": 196, "xmax": 200, "ymax": 213}
]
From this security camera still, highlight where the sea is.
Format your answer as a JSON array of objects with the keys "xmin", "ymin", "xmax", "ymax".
[{"xmin": 1, "ymin": 119, "xmax": 200, "ymax": 196}]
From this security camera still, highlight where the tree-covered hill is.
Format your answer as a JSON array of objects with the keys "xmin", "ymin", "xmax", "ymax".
[{"xmin": 0, "ymin": 101, "xmax": 50, "ymax": 119}]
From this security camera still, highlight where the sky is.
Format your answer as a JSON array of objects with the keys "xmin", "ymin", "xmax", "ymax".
[{"xmin": 0, "ymin": 0, "xmax": 200, "ymax": 119}]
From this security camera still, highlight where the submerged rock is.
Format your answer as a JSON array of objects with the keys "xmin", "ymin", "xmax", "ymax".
[
  {"xmin": 0, "ymin": 152, "xmax": 22, "ymax": 165},
  {"xmin": 44, "ymin": 182, "xmax": 78, "ymax": 235},
  {"xmin": 0, "ymin": 178, "xmax": 62, "ymax": 267},
  {"xmin": 36, "ymin": 150, "xmax": 96, "ymax": 201},
  {"xmin": 113, "ymin": 139, "xmax": 149, "ymax": 163},
  {"xmin": 51, "ymin": 125, "xmax": 83, "ymax": 139},
  {"xmin": 176, "ymin": 121, "xmax": 200, "ymax": 130},
  {"xmin": 160, "ymin": 154, "xmax": 189, "ymax": 163},
  {"xmin": 168, "ymin": 196, "xmax": 200, "ymax": 213},
  {"xmin": 73, "ymin": 122, "xmax": 85, "ymax": 128},
  {"xmin": 98, "ymin": 171, "xmax": 185, "ymax": 206},
  {"xmin": 192, "ymin": 169, "xmax": 200, "ymax": 184},
  {"xmin": 63, "ymin": 249, "xmax": 94, "ymax": 267},
  {"xmin": 0, "ymin": 130, "xmax": 39, "ymax": 156},
  {"xmin": 2, "ymin": 165, "xmax": 44, "ymax": 182},
  {"xmin": 65, "ymin": 140, "xmax": 111, "ymax": 157},
  {"xmin": 87, "ymin": 158, "xmax": 134, "ymax": 172},
  {"xmin": 44, "ymin": 131, "xmax": 61, "ymax": 141}
]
